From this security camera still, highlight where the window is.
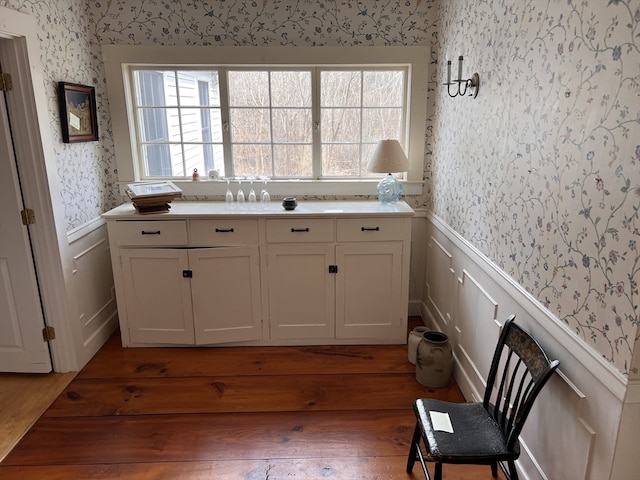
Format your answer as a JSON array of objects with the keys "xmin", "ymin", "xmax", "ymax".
[
  {"xmin": 104, "ymin": 46, "xmax": 427, "ymax": 196},
  {"xmin": 134, "ymin": 70, "xmax": 223, "ymax": 178},
  {"xmin": 320, "ymin": 70, "xmax": 405, "ymax": 177},
  {"xmin": 131, "ymin": 67, "xmax": 405, "ymax": 180},
  {"xmin": 227, "ymin": 69, "xmax": 313, "ymax": 178}
]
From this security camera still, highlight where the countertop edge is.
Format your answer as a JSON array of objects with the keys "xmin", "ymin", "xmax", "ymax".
[{"xmin": 102, "ymin": 200, "xmax": 415, "ymax": 220}]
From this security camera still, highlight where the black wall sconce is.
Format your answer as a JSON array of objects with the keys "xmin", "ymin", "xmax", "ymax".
[{"xmin": 445, "ymin": 56, "xmax": 480, "ymax": 98}]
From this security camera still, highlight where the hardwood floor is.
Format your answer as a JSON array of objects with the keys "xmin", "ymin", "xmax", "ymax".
[
  {"xmin": 0, "ymin": 319, "xmax": 505, "ymax": 479},
  {"xmin": 0, "ymin": 371, "xmax": 76, "ymax": 462}
]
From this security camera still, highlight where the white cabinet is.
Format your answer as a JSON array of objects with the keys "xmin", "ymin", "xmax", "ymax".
[
  {"xmin": 265, "ymin": 218, "xmax": 335, "ymax": 340},
  {"xmin": 104, "ymin": 201, "xmax": 413, "ymax": 347},
  {"xmin": 120, "ymin": 246, "xmax": 261, "ymax": 346},
  {"xmin": 107, "ymin": 217, "xmax": 262, "ymax": 346},
  {"xmin": 265, "ymin": 215, "xmax": 408, "ymax": 342},
  {"xmin": 334, "ymin": 217, "xmax": 407, "ymax": 340}
]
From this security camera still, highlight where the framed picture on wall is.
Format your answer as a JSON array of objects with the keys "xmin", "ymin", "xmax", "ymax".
[{"xmin": 58, "ymin": 82, "xmax": 99, "ymax": 143}]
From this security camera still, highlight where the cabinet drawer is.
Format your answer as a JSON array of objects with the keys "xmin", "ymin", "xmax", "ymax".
[
  {"xmin": 336, "ymin": 218, "xmax": 408, "ymax": 242},
  {"xmin": 190, "ymin": 219, "xmax": 259, "ymax": 245},
  {"xmin": 266, "ymin": 219, "xmax": 334, "ymax": 243},
  {"xmin": 111, "ymin": 220, "xmax": 188, "ymax": 246}
]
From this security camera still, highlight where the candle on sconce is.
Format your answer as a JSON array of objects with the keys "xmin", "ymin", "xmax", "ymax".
[
  {"xmin": 447, "ymin": 60, "xmax": 452, "ymax": 84},
  {"xmin": 458, "ymin": 55, "xmax": 463, "ymax": 81}
]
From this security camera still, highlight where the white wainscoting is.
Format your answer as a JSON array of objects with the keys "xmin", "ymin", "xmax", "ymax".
[
  {"xmin": 67, "ymin": 218, "xmax": 118, "ymax": 367},
  {"xmin": 610, "ymin": 379, "xmax": 640, "ymax": 480},
  {"xmin": 410, "ymin": 210, "xmax": 633, "ymax": 480}
]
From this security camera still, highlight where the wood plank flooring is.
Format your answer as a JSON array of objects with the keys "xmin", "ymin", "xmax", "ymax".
[
  {"xmin": 0, "ymin": 371, "xmax": 76, "ymax": 462},
  {"xmin": 0, "ymin": 319, "xmax": 505, "ymax": 479}
]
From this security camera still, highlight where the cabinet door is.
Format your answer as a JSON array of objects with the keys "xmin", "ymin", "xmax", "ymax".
[
  {"xmin": 190, "ymin": 247, "xmax": 262, "ymax": 344},
  {"xmin": 335, "ymin": 243, "xmax": 404, "ymax": 340},
  {"xmin": 267, "ymin": 244, "xmax": 335, "ymax": 340},
  {"xmin": 120, "ymin": 249, "xmax": 194, "ymax": 345}
]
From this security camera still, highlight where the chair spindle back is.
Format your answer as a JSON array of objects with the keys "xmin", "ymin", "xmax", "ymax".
[{"xmin": 482, "ymin": 315, "xmax": 560, "ymax": 450}]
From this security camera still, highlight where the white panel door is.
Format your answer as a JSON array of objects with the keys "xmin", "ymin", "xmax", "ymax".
[
  {"xmin": 190, "ymin": 246, "xmax": 262, "ymax": 344},
  {"xmin": 0, "ymin": 78, "xmax": 52, "ymax": 373},
  {"xmin": 120, "ymin": 248, "xmax": 195, "ymax": 345}
]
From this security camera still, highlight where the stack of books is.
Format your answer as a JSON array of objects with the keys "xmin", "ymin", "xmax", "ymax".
[{"xmin": 125, "ymin": 181, "xmax": 182, "ymax": 214}]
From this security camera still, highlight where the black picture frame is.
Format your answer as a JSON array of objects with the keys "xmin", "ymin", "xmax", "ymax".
[{"xmin": 58, "ymin": 82, "xmax": 98, "ymax": 143}]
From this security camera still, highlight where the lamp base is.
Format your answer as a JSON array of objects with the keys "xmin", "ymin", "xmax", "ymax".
[{"xmin": 376, "ymin": 173, "xmax": 403, "ymax": 203}]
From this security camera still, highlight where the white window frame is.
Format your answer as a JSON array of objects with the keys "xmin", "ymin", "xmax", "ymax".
[{"xmin": 103, "ymin": 46, "xmax": 427, "ymax": 198}]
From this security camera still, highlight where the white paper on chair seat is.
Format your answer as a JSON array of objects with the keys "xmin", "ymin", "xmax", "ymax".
[{"xmin": 429, "ymin": 411, "xmax": 454, "ymax": 433}]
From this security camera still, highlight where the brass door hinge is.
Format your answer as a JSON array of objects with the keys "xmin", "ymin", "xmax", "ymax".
[
  {"xmin": 42, "ymin": 326, "xmax": 56, "ymax": 342},
  {"xmin": 0, "ymin": 73, "xmax": 12, "ymax": 91},
  {"xmin": 21, "ymin": 208, "xmax": 35, "ymax": 225}
]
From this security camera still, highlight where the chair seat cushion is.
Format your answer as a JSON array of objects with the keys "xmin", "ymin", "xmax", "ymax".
[{"xmin": 414, "ymin": 398, "xmax": 520, "ymax": 462}]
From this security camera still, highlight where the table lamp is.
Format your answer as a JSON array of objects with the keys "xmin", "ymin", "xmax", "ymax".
[{"xmin": 367, "ymin": 139, "xmax": 409, "ymax": 203}]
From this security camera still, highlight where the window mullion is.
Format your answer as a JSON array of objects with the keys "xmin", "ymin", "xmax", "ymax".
[
  {"xmin": 130, "ymin": 68, "xmax": 145, "ymax": 179},
  {"xmin": 172, "ymin": 70, "xmax": 188, "ymax": 177},
  {"xmin": 401, "ymin": 69, "xmax": 409, "ymax": 179},
  {"xmin": 268, "ymin": 71, "xmax": 275, "ymax": 177},
  {"xmin": 219, "ymin": 68, "xmax": 233, "ymax": 177},
  {"xmin": 312, "ymin": 67, "xmax": 321, "ymax": 179},
  {"xmin": 359, "ymin": 71, "xmax": 365, "ymax": 177}
]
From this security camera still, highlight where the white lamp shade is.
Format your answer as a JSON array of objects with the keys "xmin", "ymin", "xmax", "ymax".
[{"xmin": 367, "ymin": 139, "xmax": 409, "ymax": 173}]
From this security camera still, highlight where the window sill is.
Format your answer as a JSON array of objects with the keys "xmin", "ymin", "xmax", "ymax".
[{"xmin": 118, "ymin": 179, "xmax": 423, "ymax": 199}]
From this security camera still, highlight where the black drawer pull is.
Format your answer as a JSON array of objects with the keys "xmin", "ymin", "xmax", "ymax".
[
  {"xmin": 291, "ymin": 228, "xmax": 310, "ymax": 233},
  {"xmin": 141, "ymin": 230, "xmax": 161, "ymax": 235},
  {"xmin": 361, "ymin": 227, "xmax": 380, "ymax": 232},
  {"xmin": 215, "ymin": 228, "xmax": 235, "ymax": 233}
]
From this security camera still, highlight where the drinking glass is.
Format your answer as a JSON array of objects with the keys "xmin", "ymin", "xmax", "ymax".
[
  {"xmin": 225, "ymin": 177, "xmax": 233, "ymax": 204},
  {"xmin": 248, "ymin": 176, "xmax": 257, "ymax": 203},
  {"xmin": 236, "ymin": 177, "xmax": 245, "ymax": 203},
  {"xmin": 260, "ymin": 177, "xmax": 270, "ymax": 205}
]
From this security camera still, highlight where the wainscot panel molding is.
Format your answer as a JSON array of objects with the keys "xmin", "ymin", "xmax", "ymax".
[
  {"xmin": 519, "ymin": 370, "xmax": 595, "ymax": 480},
  {"xmin": 408, "ymin": 213, "xmax": 427, "ymax": 317},
  {"xmin": 610, "ymin": 379, "xmax": 640, "ymax": 480},
  {"xmin": 426, "ymin": 236, "xmax": 455, "ymax": 328},
  {"xmin": 413, "ymin": 209, "xmax": 634, "ymax": 480},
  {"xmin": 68, "ymin": 221, "xmax": 118, "ymax": 364}
]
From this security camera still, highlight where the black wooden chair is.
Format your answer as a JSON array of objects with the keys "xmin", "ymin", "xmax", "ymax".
[{"xmin": 406, "ymin": 314, "xmax": 559, "ymax": 480}]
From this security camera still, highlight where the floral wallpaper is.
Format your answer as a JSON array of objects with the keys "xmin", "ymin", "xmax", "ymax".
[
  {"xmin": 1, "ymin": 0, "xmax": 119, "ymax": 231},
  {"xmin": 1, "ymin": 0, "xmax": 637, "ymax": 376},
  {"xmin": 431, "ymin": 0, "xmax": 640, "ymax": 376}
]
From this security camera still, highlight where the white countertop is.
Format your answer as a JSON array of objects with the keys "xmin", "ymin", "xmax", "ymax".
[{"xmin": 102, "ymin": 200, "xmax": 415, "ymax": 220}]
